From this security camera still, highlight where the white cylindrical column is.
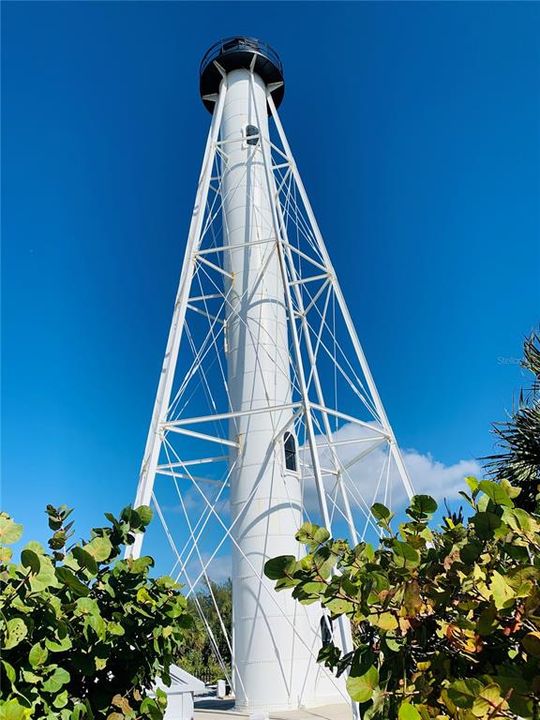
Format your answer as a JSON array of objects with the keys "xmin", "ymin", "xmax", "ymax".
[{"xmin": 221, "ymin": 69, "xmax": 318, "ymax": 712}]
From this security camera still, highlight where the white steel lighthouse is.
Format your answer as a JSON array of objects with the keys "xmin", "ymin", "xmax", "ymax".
[
  {"xmin": 130, "ymin": 37, "xmax": 414, "ymax": 716},
  {"xmin": 207, "ymin": 43, "xmax": 340, "ymax": 712}
]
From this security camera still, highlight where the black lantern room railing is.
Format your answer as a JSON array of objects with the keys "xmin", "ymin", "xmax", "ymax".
[{"xmin": 199, "ymin": 36, "xmax": 285, "ymax": 114}]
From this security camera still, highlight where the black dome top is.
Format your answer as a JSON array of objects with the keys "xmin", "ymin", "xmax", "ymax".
[{"xmin": 199, "ymin": 37, "xmax": 285, "ymax": 114}]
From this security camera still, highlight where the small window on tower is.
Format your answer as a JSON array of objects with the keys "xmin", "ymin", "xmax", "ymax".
[
  {"xmin": 284, "ymin": 432, "xmax": 297, "ymax": 472},
  {"xmin": 320, "ymin": 616, "xmax": 333, "ymax": 647},
  {"xmin": 245, "ymin": 124, "xmax": 260, "ymax": 146}
]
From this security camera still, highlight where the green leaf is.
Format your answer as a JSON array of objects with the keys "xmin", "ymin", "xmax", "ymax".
[
  {"xmin": 55, "ymin": 566, "xmax": 90, "ymax": 596},
  {"xmin": 296, "ymin": 522, "xmax": 330, "ymax": 548},
  {"xmin": 302, "ymin": 581, "xmax": 327, "ymax": 595},
  {"xmin": 447, "ymin": 678, "xmax": 483, "ymax": 709},
  {"xmin": 0, "ymin": 546, "xmax": 12, "ymax": 563},
  {"xmin": 489, "ymin": 570, "xmax": 515, "ymax": 609},
  {"xmin": 460, "ymin": 540, "xmax": 483, "ymax": 565},
  {"xmin": 21, "ymin": 548, "xmax": 40, "ymax": 574},
  {"xmin": 42, "ymin": 666, "xmax": 70, "ymax": 693},
  {"xmin": 496, "ymin": 672, "xmax": 532, "ymax": 717},
  {"xmin": 472, "ymin": 684, "xmax": 505, "ymax": 717},
  {"xmin": 313, "ymin": 526, "xmax": 331, "ymax": 545},
  {"xmin": 478, "ymin": 480, "xmax": 514, "ymax": 507},
  {"xmin": 346, "ymin": 665, "xmax": 379, "ymax": 703},
  {"xmin": 22, "ymin": 668, "xmax": 40, "ymax": 683},
  {"xmin": 371, "ymin": 503, "xmax": 392, "ymax": 521},
  {"xmin": 409, "ymin": 495, "xmax": 438, "ymax": 515},
  {"xmin": 4, "ymin": 618, "xmax": 28, "ymax": 649},
  {"xmin": 471, "ymin": 511, "xmax": 502, "ymax": 539},
  {"xmin": 129, "ymin": 556, "xmax": 154, "ymax": 574},
  {"xmin": 75, "ymin": 597, "xmax": 100, "ymax": 616},
  {"xmin": 500, "ymin": 478, "xmax": 521, "ymax": 499},
  {"xmin": 137, "ymin": 587, "xmax": 153, "ymax": 604},
  {"xmin": 264, "ymin": 555, "xmax": 296, "ymax": 580},
  {"xmin": 140, "ymin": 697, "xmax": 162, "ymax": 720},
  {"xmin": 0, "ymin": 515, "xmax": 23, "ymax": 545},
  {"xmin": 71, "ymin": 703, "xmax": 88, "ymax": 720},
  {"xmin": 275, "ymin": 576, "xmax": 299, "ymax": 591},
  {"xmin": 120, "ymin": 505, "xmax": 138, "ymax": 524},
  {"xmin": 29, "ymin": 554, "xmax": 59, "ymax": 592},
  {"xmin": 522, "ymin": 631, "xmax": 540, "ymax": 658},
  {"xmin": 84, "ymin": 536, "xmax": 112, "ymax": 562},
  {"xmin": 465, "ymin": 476, "xmax": 479, "ymax": 493},
  {"xmin": 476, "ymin": 604, "xmax": 497, "ymax": 636},
  {"xmin": 24, "ymin": 539, "xmax": 46, "ymax": 555},
  {"xmin": 0, "ymin": 699, "xmax": 31, "ymax": 720},
  {"xmin": 313, "ymin": 546, "xmax": 336, "ymax": 578},
  {"xmin": 52, "ymin": 690, "xmax": 69, "ymax": 709},
  {"xmin": 370, "ymin": 611, "xmax": 398, "ymax": 631},
  {"xmin": 72, "ymin": 546, "xmax": 98, "ymax": 574},
  {"xmin": 45, "ymin": 635, "xmax": 73, "ymax": 652},
  {"xmin": 48, "ymin": 530, "xmax": 67, "ymax": 550},
  {"xmin": 385, "ymin": 636, "xmax": 401, "ymax": 652},
  {"xmin": 398, "ymin": 703, "xmax": 422, "ymax": 720},
  {"xmin": 513, "ymin": 508, "xmax": 533, "ymax": 532},
  {"xmin": 325, "ymin": 598, "xmax": 354, "ymax": 615},
  {"xmin": 29, "ymin": 643, "xmax": 48, "ymax": 668},
  {"xmin": 2, "ymin": 660, "xmax": 16, "ymax": 683},
  {"xmin": 392, "ymin": 540, "xmax": 420, "ymax": 565},
  {"xmin": 85, "ymin": 613, "xmax": 106, "ymax": 640},
  {"xmin": 135, "ymin": 505, "xmax": 153, "ymax": 527},
  {"xmin": 107, "ymin": 621, "xmax": 125, "ymax": 636}
]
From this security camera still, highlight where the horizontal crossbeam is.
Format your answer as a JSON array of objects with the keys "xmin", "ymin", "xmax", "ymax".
[
  {"xmin": 164, "ymin": 426, "xmax": 240, "ymax": 449},
  {"xmin": 156, "ymin": 455, "xmax": 228, "ymax": 469},
  {"xmin": 196, "ymin": 254, "xmax": 234, "ymax": 279},
  {"xmin": 163, "ymin": 402, "xmax": 301, "ymax": 428},
  {"xmin": 309, "ymin": 402, "xmax": 390, "ymax": 437},
  {"xmin": 289, "ymin": 273, "xmax": 329, "ymax": 287}
]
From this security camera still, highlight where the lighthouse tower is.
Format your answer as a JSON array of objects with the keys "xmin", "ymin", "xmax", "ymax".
[{"xmin": 130, "ymin": 37, "xmax": 414, "ymax": 715}]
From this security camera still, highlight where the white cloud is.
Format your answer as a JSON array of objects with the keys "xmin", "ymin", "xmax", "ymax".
[
  {"xmin": 299, "ymin": 422, "xmax": 482, "ymax": 523},
  {"xmin": 401, "ymin": 450, "xmax": 482, "ymax": 500}
]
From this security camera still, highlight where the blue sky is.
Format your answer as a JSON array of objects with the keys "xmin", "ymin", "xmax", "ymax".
[{"xmin": 2, "ymin": 2, "xmax": 539, "ymax": 560}]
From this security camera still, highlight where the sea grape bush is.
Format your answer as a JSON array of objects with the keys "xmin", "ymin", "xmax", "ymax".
[
  {"xmin": 265, "ymin": 479, "xmax": 540, "ymax": 719},
  {"xmin": 0, "ymin": 504, "xmax": 193, "ymax": 720}
]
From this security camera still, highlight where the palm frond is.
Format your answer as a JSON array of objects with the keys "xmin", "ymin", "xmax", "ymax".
[{"xmin": 483, "ymin": 329, "xmax": 540, "ymax": 512}]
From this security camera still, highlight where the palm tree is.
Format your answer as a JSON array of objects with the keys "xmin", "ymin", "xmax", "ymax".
[{"xmin": 484, "ymin": 330, "xmax": 540, "ymax": 511}]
